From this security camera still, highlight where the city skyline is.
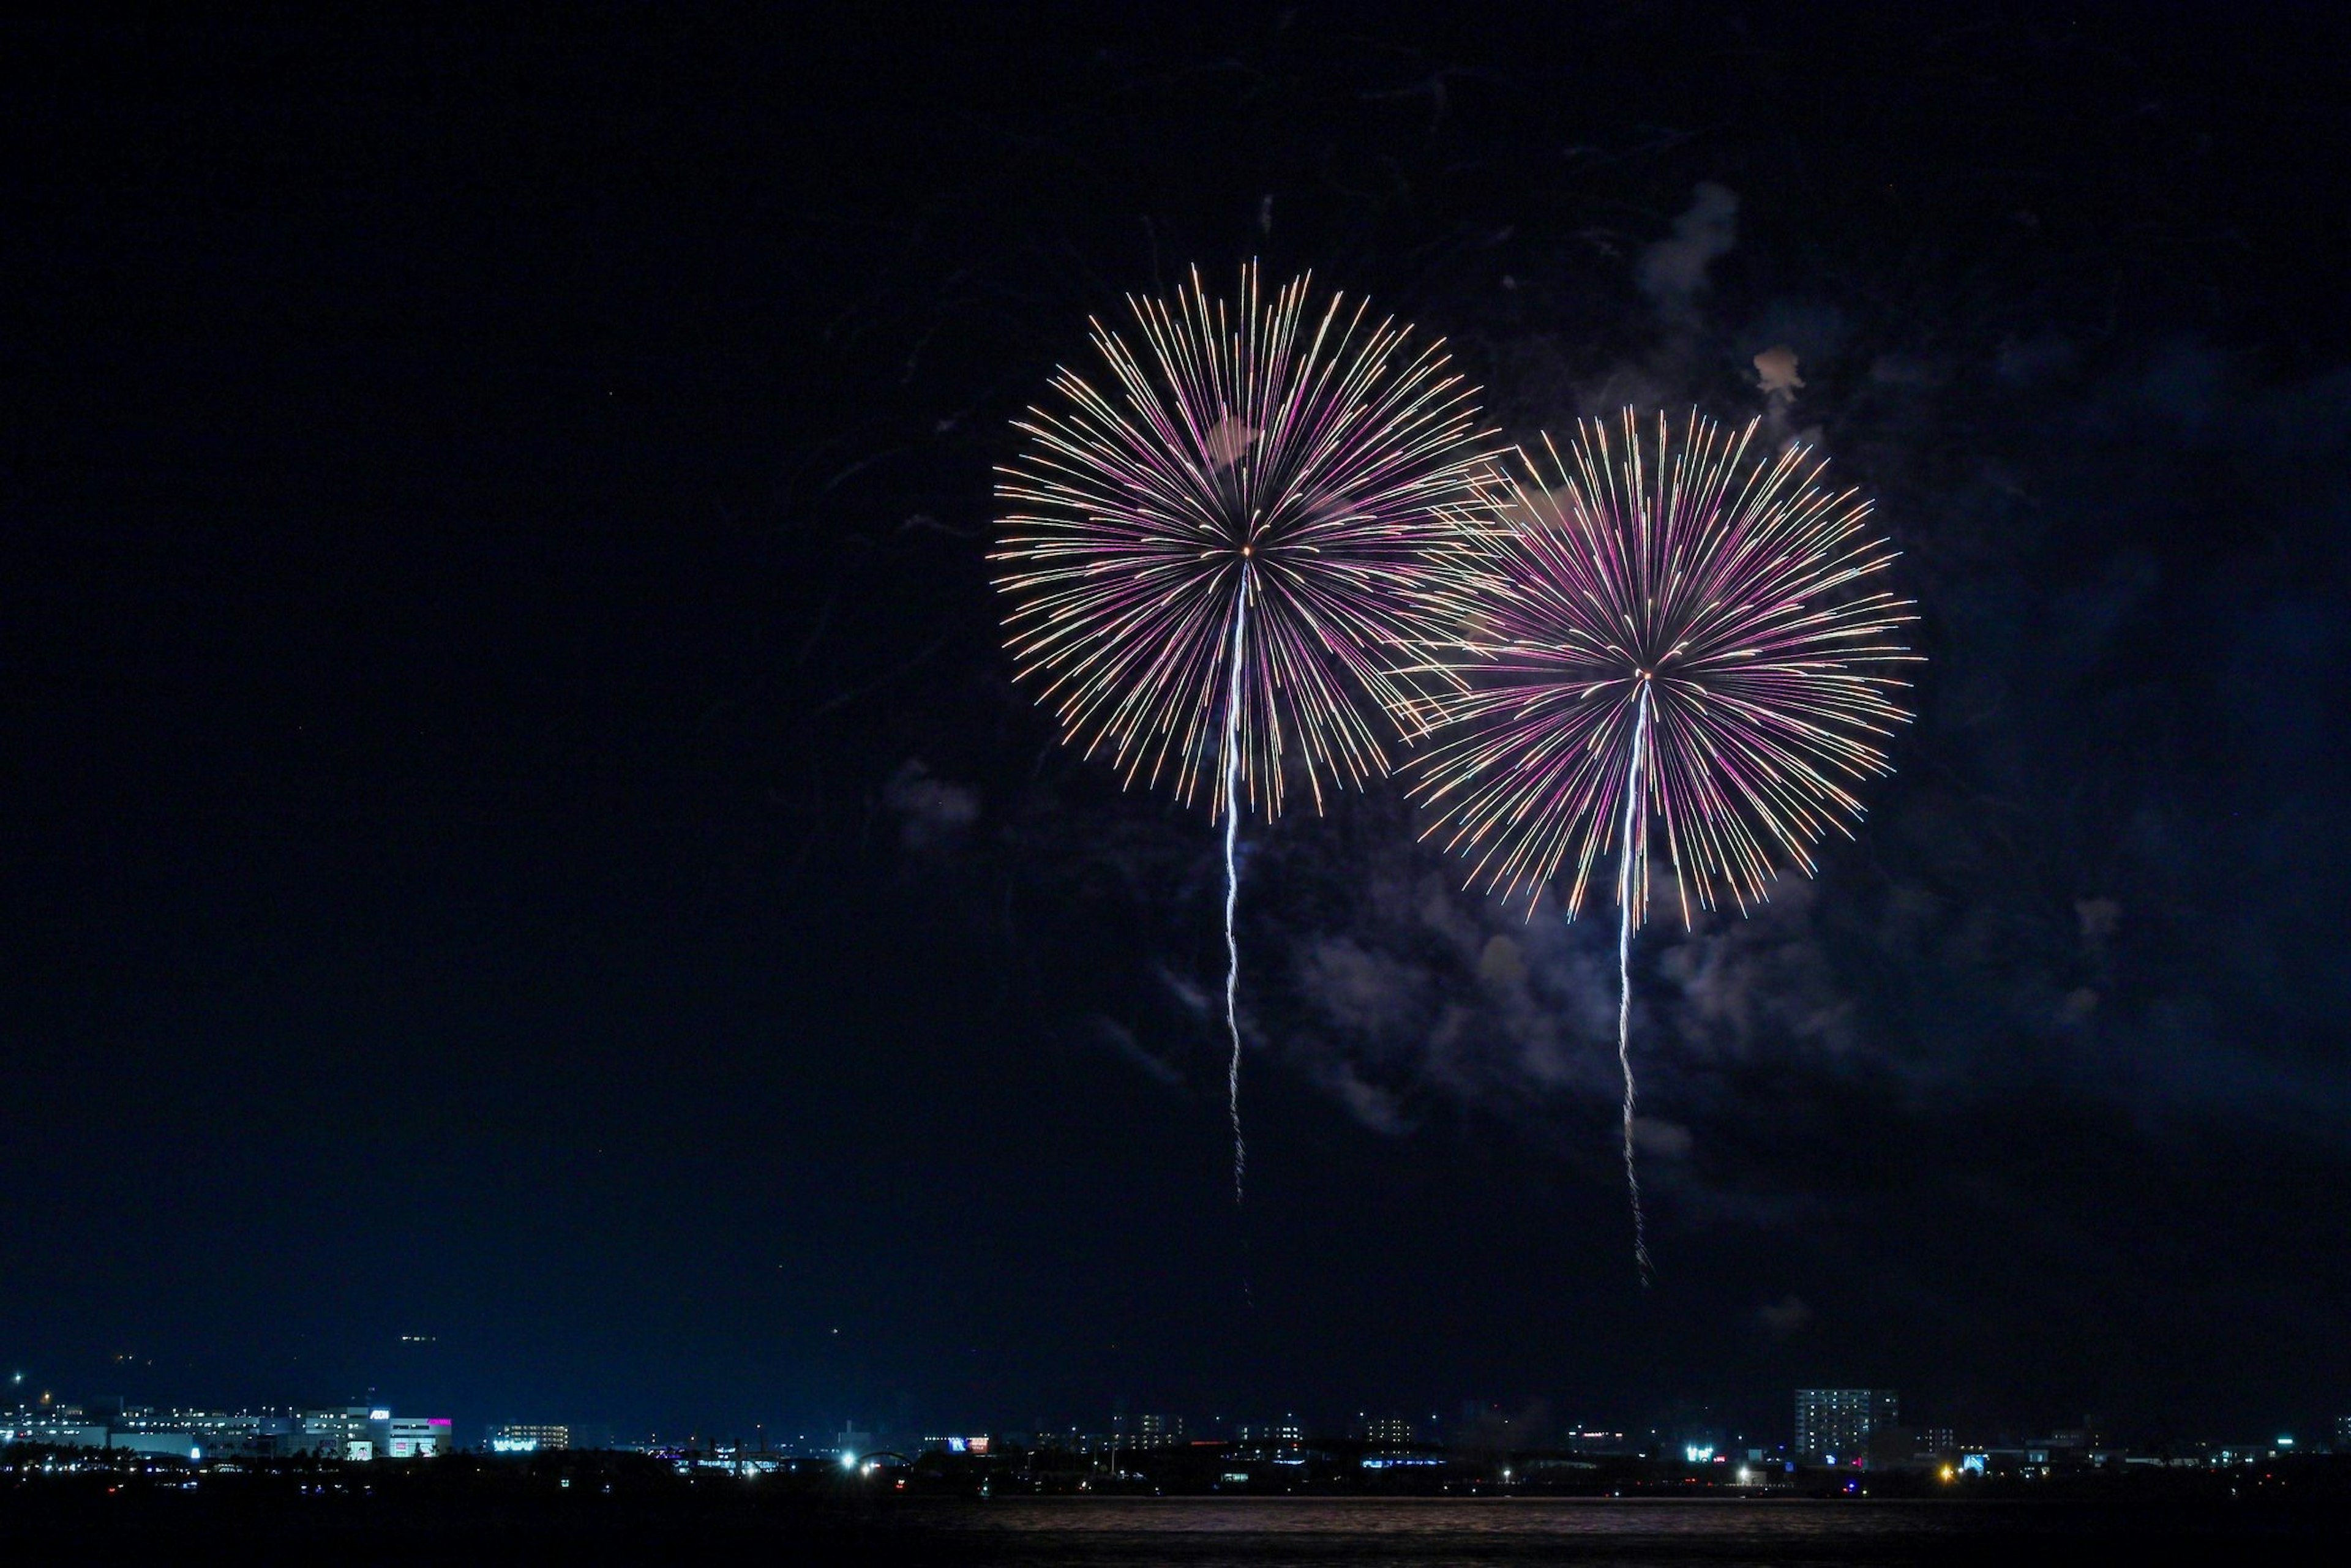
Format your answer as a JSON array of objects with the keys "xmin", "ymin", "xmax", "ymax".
[{"xmin": 9, "ymin": 1368, "xmax": 2341, "ymax": 1466}]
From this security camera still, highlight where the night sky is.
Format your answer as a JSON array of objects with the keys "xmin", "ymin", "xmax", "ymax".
[{"xmin": 7, "ymin": 7, "xmax": 2349, "ymax": 1448}]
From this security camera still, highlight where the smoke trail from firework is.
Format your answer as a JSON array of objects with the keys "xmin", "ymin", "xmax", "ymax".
[
  {"xmin": 1221, "ymin": 572, "xmax": 1250, "ymax": 1205},
  {"xmin": 1406, "ymin": 410, "xmax": 1917, "ymax": 1274},
  {"xmin": 1616, "ymin": 682, "xmax": 1652, "ymax": 1282},
  {"xmin": 994, "ymin": 263, "xmax": 1488, "ymax": 1204}
]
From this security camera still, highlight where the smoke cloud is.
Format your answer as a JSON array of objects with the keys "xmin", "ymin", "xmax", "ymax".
[
  {"xmin": 885, "ymin": 759, "xmax": 981, "ymax": 848},
  {"xmin": 1636, "ymin": 182, "xmax": 1738, "ymax": 319}
]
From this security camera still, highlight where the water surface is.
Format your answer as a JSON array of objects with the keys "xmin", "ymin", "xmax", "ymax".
[{"xmin": 882, "ymin": 1495, "xmax": 2340, "ymax": 1565}]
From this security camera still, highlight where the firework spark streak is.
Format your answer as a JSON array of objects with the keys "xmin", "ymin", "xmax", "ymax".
[
  {"xmin": 994, "ymin": 263, "xmax": 1488, "ymax": 1204},
  {"xmin": 1408, "ymin": 410, "xmax": 1918, "ymax": 1275},
  {"xmin": 1221, "ymin": 572, "xmax": 1250, "ymax": 1206},
  {"xmin": 1616, "ymin": 682, "xmax": 1653, "ymax": 1282}
]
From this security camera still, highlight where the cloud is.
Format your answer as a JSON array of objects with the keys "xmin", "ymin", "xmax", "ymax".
[
  {"xmin": 2074, "ymin": 897, "xmax": 2120, "ymax": 945},
  {"xmin": 1633, "ymin": 1117, "xmax": 1693, "ymax": 1158},
  {"xmin": 1088, "ymin": 1016, "xmax": 1185, "ymax": 1089},
  {"xmin": 1322, "ymin": 1062, "xmax": 1410, "ymax": 1136},
  {"xmin": 1297, "ymin": 936, "xmax": 1424, "ymax": 1037},
  {"xmin": 1636, "ymin": 182, "xmax": 1738, "ymax": 318},
  {"xmin": 1754, "ymin": 345, "xmax": 1805, "ymax": 405},
  {"xmin": 883, "ymin": 759, "xmax": 979, "ymax": 848},
  {"xmin": 1275, "ymin": 850, "xmax": 1651, "ymax": 1126},
  {"xmin": 1477, "ymin": 934, "xmax": 1526, "ymax": 986},
  {"xmin": 1157, "ymin": 961, "xmax": 1213, "ymax": 1018},
  {"xmin": 1652, "ymin": 883, "xmax": 1859, "ymax": 1063}
]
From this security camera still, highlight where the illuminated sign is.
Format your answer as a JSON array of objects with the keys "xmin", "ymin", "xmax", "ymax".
[
  {"xmin": 945, "ymin": 1437, "xmax": 966, "ymax": 1454},
  {"xmin": 369, "ymin": 1409, "xmax": 391, "ymax": 1421},
  {"xmin": 489, "ymin": 1438, "xmax": 539, "ymax": 1454},
  {"xmin": 967, "ymin": 1436, "xmax": 991, "ymax": 1455}
]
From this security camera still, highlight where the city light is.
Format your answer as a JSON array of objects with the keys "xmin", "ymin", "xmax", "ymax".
[{"xmin": 4, "ymin": 1384, "xmax": 2332, "ymax": 1504}]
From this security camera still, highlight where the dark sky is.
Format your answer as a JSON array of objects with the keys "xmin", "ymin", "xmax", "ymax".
[{"xmin": 6, "ymin": 6, "xmax": 2349, "ymax": 1447}]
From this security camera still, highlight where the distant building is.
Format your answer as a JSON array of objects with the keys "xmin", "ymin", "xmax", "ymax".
[
  {"xmin": 2338, "ymin": 1415, "xmax": 2351, "ymax": 1453},
  {"xmin": 1674, "ymin": 1425, "xmax": 1726, "ymax": 1465},
  {"xmin": 115, "ymin": 1409, "xmax": 306, "ymax": 1459},
  {"xmin": 1917, "ymin": 1427, "xmax": 1956, "ymax": 1455},
  {"xmin": 1235, "ymin": 1416, "xmax": 1303, "ymax": 1444},
  {"xmin": 1133, "ymin": 1414, "xmax": 1185, "ymax": 1449},
  {"xmin": 109, "ymin": 1431, "xmax": 203, "ymax": 1461},
  {"xmin": 488, "ymin": 1423, "xmax": 571, "ymax": 1453},
  {"xmin": 1363, "ymin": 1417, "xmax": 1415, "ymax": 1446},
  {"xmin": 383, "ymin": 1416, "xmax": 452, "ymax": 1459},
  {"xmin": 298, "ymin": 1409, "xmax": 375, "ymax": 1461},
  {"xmin": 1794, "ymin": 1389, "xmax": 1898, "ymax": 1462},
  {"xmin": 6, "ymin": 1417, "xmax": 108, "ymax": 1449}
]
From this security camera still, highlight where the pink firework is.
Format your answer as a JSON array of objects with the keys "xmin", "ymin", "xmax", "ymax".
[
  {"xmin": 994, "ymin": 262, "xmax": 1490, "ymax": 1202},
  {"xmin": 1408, "ymin": 410, "xmax": 1918, "ymax": 1276},
  {"xmin": 993, "ymin": 263, "xmax": 1487, "ymax": 819}
]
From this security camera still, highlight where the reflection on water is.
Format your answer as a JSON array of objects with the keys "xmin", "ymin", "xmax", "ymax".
[{"xmin": 888, "ymin": 1496, "xmax": 2330, "ymax": 1566}]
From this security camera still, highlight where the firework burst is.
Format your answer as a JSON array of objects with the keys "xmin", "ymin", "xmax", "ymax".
[
  {"xmin": 1408, "ymin": 410, "xmax": 1918, "ymax": 1276},
  {"xmin": 994, "ymin": 262, "xmax": 1490, "ymax": 1202}
]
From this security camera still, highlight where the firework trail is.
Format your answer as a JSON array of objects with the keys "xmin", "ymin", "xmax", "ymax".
[
  {"xmin": 1221, "ymin": 574, "xmax": 1250, "ymax": 1205},
  {"xmin": 1406, "ymin": 410, "xmax": 1918, "ymax": 1277},
  {"xmin": 1616, "ymin": 681, "xmax": 1652, "ymax": 1280},
  {"xmin": 994, "ymin": 263, "xmax": 1488, "ymax": 1203}
]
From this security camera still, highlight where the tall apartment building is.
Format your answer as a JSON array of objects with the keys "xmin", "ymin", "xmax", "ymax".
[
  {"xmin": 1134, "ymin": 1413, "xmax": 1185, "ymax": 1448},
  {"xmin": 1793, "ymin": 1389, "xmax": 1897, "ymax": 1461},
  {"xmin": 1234, "ymin": 1416, "xmax": 1303, "ymax": 1444}
]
